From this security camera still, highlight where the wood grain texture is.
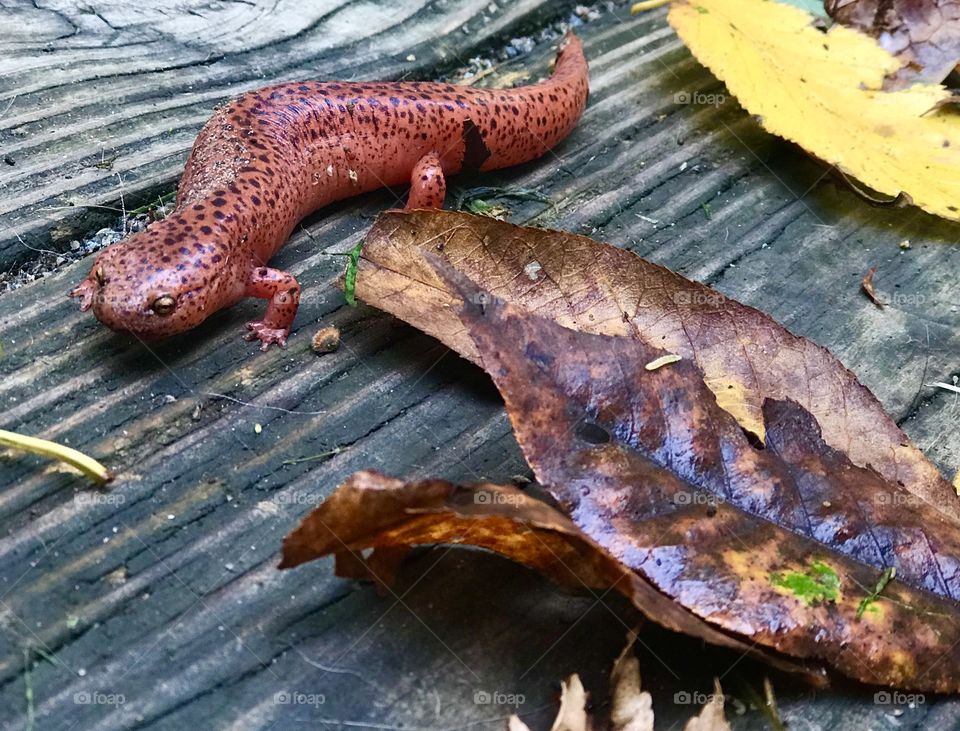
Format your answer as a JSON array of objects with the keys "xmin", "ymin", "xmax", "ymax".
[
  {"xmin": 1, "ymin": 1, "xmax": 959, "ymax": 729},
  {"xmin": 0, "ymin": 0, "xmax": 575, "ymax": 268}
]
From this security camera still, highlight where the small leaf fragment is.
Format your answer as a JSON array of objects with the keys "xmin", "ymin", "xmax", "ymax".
[
  {"xmin": 856, "ymin": 567, "xmax": 897, "ymax": 620},
  {"xmin": 861, "ymin": 266, "xmax": 884, "ymax": 308},
  {"xmin": 610, "ymin": 635, "xmax": 654, "ymax": 731},
  {"xmin": 343, "ymin": 239, "xmax": 365, "ymax": 306},
  {"xmin": 645, "ymin": 354, "xmax": 682, "ymax": 371},
  {"xmin": 552, "ymin": 675, "xmax": 590, "ymax": 731},
  {"xmin": 464, "ymin": 198, "xmax": 509, "ymax": 219},
  {"xmin": 683, "ymin": 680, "xmax": 730, "ymax": 731}
]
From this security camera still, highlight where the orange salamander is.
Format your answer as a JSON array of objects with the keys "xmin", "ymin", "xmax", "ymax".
[{"xmin": 70, "ymin": 34, "xmax": 589, "ymax": 349}]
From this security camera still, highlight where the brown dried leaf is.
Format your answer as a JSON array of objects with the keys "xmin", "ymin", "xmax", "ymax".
[
  {"xmin": 827, "ymin": 0, "xmax": 960, "ymax": 88},
  {"xmin": 437, "ymin": 265, "xmax": 960, "ymax": 691},
  {"xmin": 281, "ymin": 475, "xmax": 736, "ymax": 728},
  {"xmin": 280, "ymin": 471, "xmax": 819, "ymax": 681},
  {"xmin": 353, "ymin": 210, "xmax": 957, "ymax": 522}
]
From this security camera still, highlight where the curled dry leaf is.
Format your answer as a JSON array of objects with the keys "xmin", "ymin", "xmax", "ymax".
[
  {"xmin": 281, "ymin": 473, "xmax": 736, "ymax": 729},
  {"xmin": 861, "ymin": 266, "xmax": 885, "ymax": 308},
  {"xmin": 666, "ymin": 0, "xmax": 960, "ymax": 221},
  {"xmin": 609, "ymin": 635, "xmax": 655, "ymax": 731},
  {"xmin": 352, "ymin": 210, "xmax": 957, "ymax": 522},
  {"xmin": 495, "ymin": 630, "xmax": 727, "ymax": 730},
  {"xmin": 826, "ymin": 0, "xmax": 960, "ymax": 88},
  {"xmin": 682, "ymin": 680, "xmax": 730, "ymax": 731},
  {"xmin": 548, "ymin": 675, "xmax": 591, "ymax": 731},
  {"xmin": 280, "ymin": 471, "xmax": 818, "ymax": 681},
  {"xmin": 433, "ymin": 264, "xmax": 960, "ymax": 691}
]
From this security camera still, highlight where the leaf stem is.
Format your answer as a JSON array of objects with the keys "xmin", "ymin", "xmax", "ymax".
[
  {"xmin": 631, "ymin": 0, "xmax": 671, "ymax": 13},
  {"xmin": 282, "ymin": 447, "xmax": 344, "ymax": 466},
  {"xmin": 0, "ymin": 429, "xmax": 113, "ymax": 485}
]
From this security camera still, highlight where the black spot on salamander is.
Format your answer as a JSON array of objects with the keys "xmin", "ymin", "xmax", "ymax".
[{"xmin": 461, "ymin": 118, "xmax": 492, "ymax": 174}]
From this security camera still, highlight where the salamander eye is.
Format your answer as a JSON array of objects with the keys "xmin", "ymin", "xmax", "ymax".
[
  {"xmin": 151, "ymin": 295, "xmax": 177, "ymax": 317},
  {"xmin": 95, "ymin": 267, "xmax": 106, "ymax": 286}
]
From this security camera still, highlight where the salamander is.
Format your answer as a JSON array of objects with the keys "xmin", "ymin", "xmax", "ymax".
[{"xmin": 70, "ymin": 34, "xmax": 589, "ymax": 349}]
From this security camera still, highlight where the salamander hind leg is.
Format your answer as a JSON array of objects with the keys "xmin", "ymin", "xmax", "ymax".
[
  {"xmin": 407, "ymin": 152, "xmax": 447, "ymax": 209},
  {"xmin": 243, "ymin": 266, "xmax": 301, "ymax": 350}
]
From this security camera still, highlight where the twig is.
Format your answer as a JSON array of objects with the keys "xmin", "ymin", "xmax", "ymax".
[
  {"xmin": 738, "ymin": 679, "xmax": 786, "ymax": 731},
  {"xmin": 128, "ymin": 190, "xmax": 176, "ymax": 217},
  {"xmin": 0, "ymin": 429, "xmax": 113, "ymax": 485},
  {"xmin": 282, "ymin": 447, "xmax": 344, "ymax": 466},
  {"xmin": 292, "ymin": 646, "xmax": 366, "ymax": 681}
]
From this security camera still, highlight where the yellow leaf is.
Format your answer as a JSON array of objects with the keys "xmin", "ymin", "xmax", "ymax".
[{"xmin": 668, "ymin": 0, "xmax": 960, "ymax": 221}]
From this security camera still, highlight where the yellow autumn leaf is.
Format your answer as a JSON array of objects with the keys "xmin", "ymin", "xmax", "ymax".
[{"xmin": 666, "ymin": 0, "xmax": 960, "ymax": 221}]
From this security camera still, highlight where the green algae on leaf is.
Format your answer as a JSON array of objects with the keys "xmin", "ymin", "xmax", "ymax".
[{"xmin": 770, "ymin": 561, "xmax": 841, "ymax": 606}]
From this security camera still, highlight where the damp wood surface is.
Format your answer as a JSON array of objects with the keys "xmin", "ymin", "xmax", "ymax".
[{"xmin": 1, "ymin": 1, "xmax": 959, "ymax": 729}]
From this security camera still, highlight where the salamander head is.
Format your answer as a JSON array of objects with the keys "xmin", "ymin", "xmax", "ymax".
[{"xmin": 70, "ymin": 221, "xmax": 241, "ymax": 340}]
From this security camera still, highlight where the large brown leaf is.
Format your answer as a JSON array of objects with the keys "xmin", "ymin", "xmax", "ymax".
[
  {"xmin": 425, "ymin": 264, "xmax": 960, "ymax": 691},
  {"xmin": 827, "ymin": 0, "xmax": 960, "ymax": 89},
  {"xmin": 353, "ymin": 210, "xmax": 958, "ymax": 523},
  {"xmin": 280, "ymin": 470, "xmax": 821, "ymax": 682}
]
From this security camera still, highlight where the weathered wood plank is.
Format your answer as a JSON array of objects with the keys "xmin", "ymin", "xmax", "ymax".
[
  {"xmin": 1, "ymin": 2, "xmax": 959, "ymax": 729},
  {"xmin": 0, "ymin": 0, "xmax": 588, "ymax": 268}
]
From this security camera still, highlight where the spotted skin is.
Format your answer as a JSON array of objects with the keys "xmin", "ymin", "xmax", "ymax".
[
  {"xmin": 407, "ymin": 152, "xmax": 447, "ymax": 210},
  {"xmin": 70, "ymin": 34, "xmax": 589, "ymax": 349}
]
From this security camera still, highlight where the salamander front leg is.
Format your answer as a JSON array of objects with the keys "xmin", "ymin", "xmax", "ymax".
[
  {"xmin": 243, "ymin": 266, "xmax": 301, "ymax": 350},
  {"xmin": 407, "ymin": 152, "xmax": 447, "ymax": 209}
]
